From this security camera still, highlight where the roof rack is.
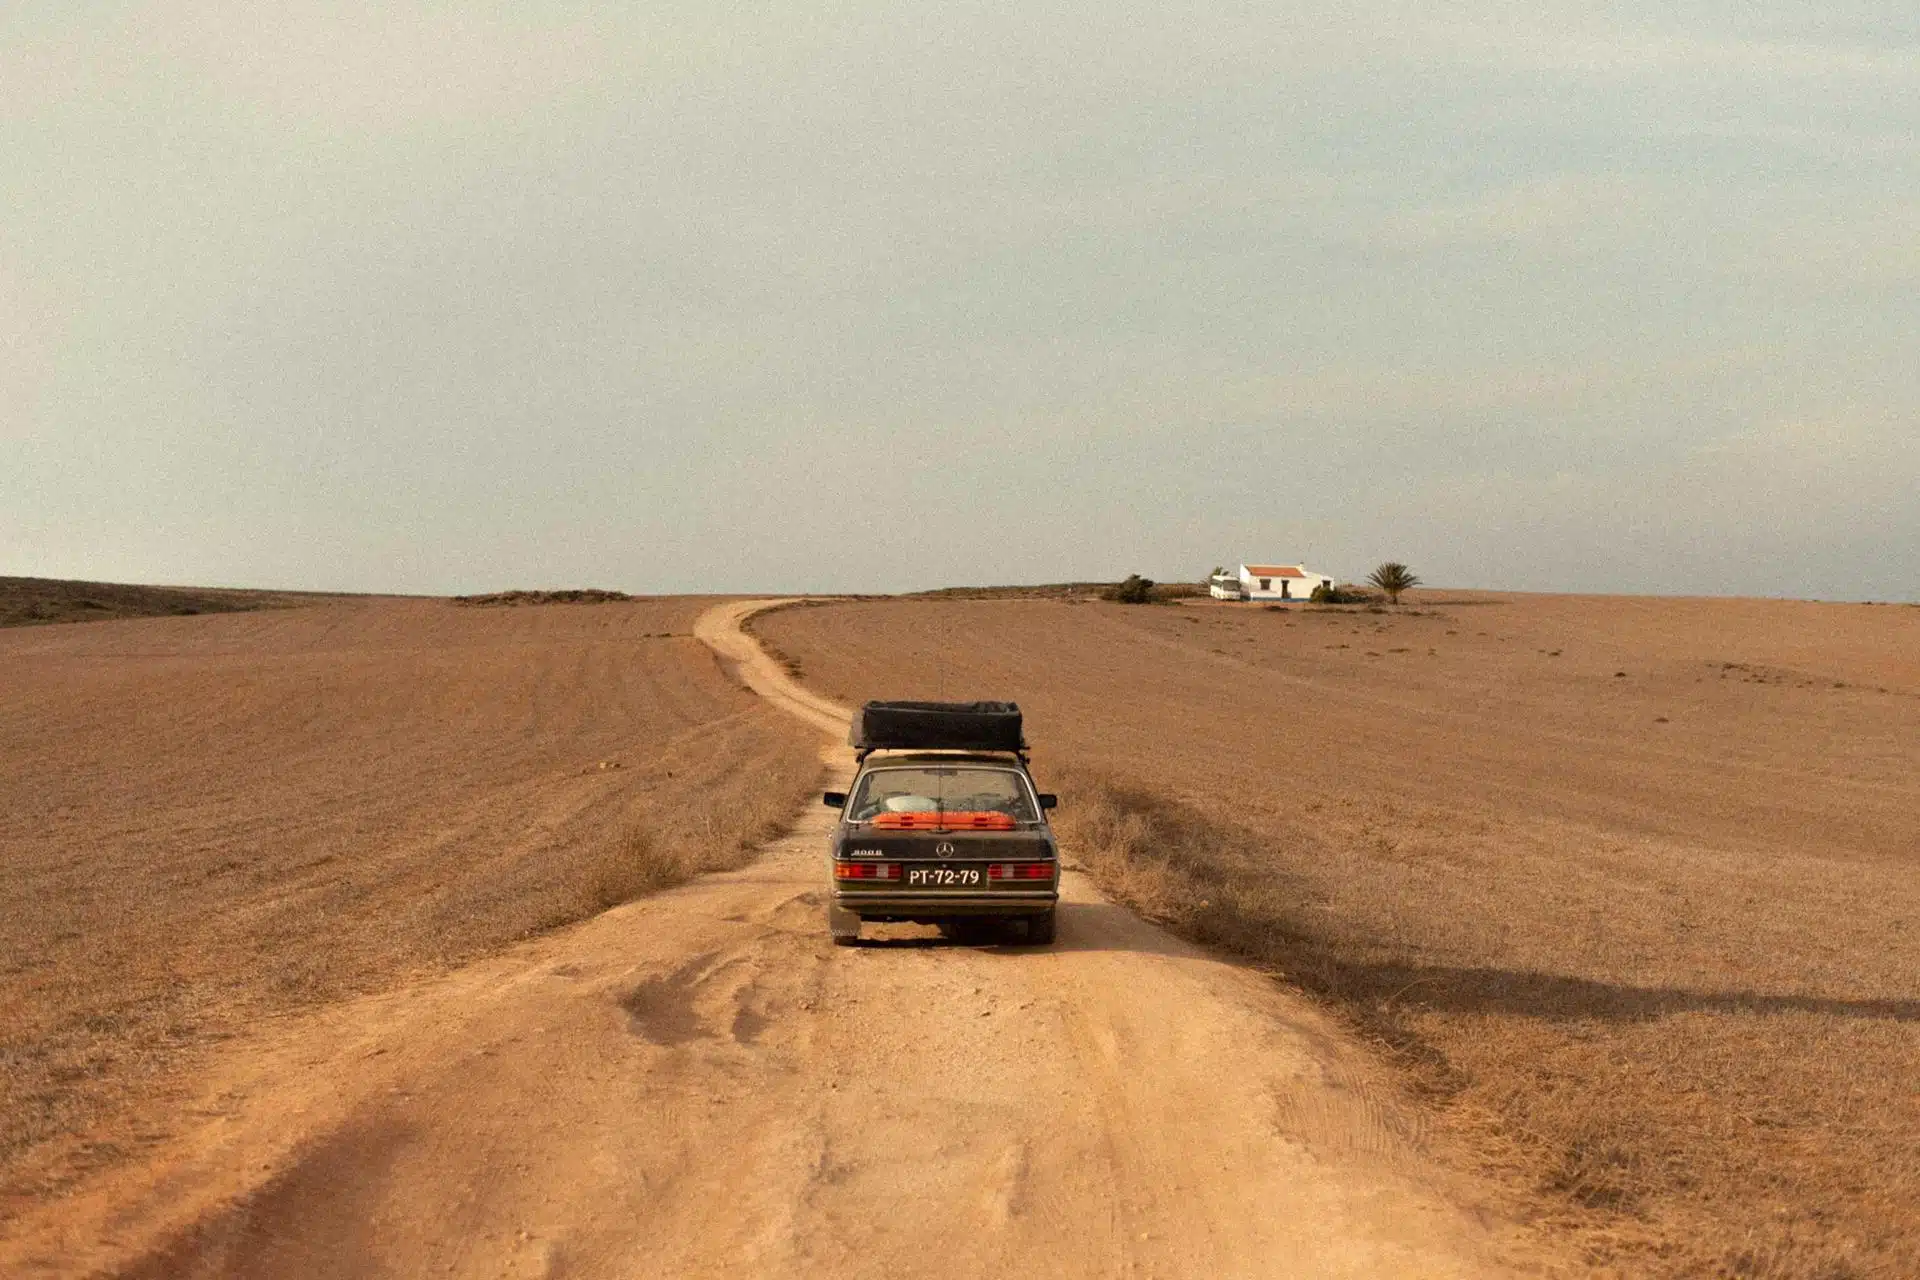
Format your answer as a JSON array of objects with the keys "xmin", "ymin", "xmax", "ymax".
[
  {"xmin": 849, "ymin": 700, "xmax": 1026, "ymax": 762},
  {"xmin": 854, "ymin": 746, "xmax": 1031, "ymax": 764}
]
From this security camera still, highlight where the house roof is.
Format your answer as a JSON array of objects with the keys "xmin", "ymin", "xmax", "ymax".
[{"xmin": 1243, "ymin": 564, "xmax": 1307, "ymax": 577}]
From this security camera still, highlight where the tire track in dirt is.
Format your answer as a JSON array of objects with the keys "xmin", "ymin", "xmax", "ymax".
[{"xmin": 3, "ymin": 600, "xmax": 1566, "ymax": 1279}]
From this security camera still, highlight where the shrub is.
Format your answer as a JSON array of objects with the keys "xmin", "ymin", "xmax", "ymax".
[{"xmin": 1106, "ymin": 574, "xmax": 1156, "ymax": 604}]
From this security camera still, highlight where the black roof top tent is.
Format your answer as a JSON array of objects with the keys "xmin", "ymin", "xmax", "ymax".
[{"xmin": 849, "ymin": 700, "xmax": 1026, "ymax": 761}]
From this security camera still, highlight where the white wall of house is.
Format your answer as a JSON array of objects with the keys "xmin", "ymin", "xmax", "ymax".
[{"xmin": 1237, "ymin": 564, "xmax": 1333, "ymax": 601}]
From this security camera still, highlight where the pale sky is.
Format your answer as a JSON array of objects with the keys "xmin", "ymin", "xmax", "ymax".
[{"xmin": 4, "ymin": 2, "xmax": 1916, "ymax": 598}]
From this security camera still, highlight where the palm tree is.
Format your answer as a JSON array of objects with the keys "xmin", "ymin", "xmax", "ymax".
[{"xmin": 1367, "ymin": 562, "xmax": 1421, "ymax": 604}]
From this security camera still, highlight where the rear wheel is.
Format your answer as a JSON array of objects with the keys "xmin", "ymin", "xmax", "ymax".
[{"xmin": 1022, "ymin": 910, "xmax": 1056, "ymax": 946}]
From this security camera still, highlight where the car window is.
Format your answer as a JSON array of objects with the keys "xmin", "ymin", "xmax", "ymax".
[{"xmin": 849, "ymin": 767, "xmax": 1037, "ymax": 823}]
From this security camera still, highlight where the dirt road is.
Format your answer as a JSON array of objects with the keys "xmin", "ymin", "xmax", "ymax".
[{"xmin": 6, "ymin": 600, "xmax": 1555, "ymax": 1279}]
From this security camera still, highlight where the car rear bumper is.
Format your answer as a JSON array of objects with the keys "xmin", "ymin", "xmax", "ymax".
[{"xmin": 831, "ymin": 889, "xmax": 1057, "ymax": 920}]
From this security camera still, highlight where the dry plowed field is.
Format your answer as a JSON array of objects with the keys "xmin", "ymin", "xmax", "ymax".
[
  {"xmin": 0, "ymin": 598, "xmax": 820, "ymax": 1218},
  {"xmin": 756, "ymin": 593, "xmax": 1920, "ymax": 1277}
]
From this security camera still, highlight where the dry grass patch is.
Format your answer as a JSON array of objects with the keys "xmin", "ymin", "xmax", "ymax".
[{"xmin": 579, "ymin": 758, "xmax": 817, "ymax": 913}]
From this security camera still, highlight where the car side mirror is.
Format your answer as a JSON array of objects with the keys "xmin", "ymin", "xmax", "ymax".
[
  {"xmin": 1037, "ymin": 793, "xmax": 1058, "ymax": 810},
  {"xmin": 822, "ymin": 791, "xmax": 847, "ymax": 809}
]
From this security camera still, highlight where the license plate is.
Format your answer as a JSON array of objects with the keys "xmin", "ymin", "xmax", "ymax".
[{"xmin": 905, "ymin": 864, "xmax": 983, "ymax": 888}]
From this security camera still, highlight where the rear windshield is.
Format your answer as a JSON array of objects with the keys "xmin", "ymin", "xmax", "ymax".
[{"xmin": 849, "ymin": 766, "xmax": 1037, "ymax": 823}]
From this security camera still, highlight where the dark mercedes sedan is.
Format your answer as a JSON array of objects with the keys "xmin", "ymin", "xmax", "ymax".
[{"xmin": 823, "ymin": 703, "xmax": 1059, "ymax": 946}]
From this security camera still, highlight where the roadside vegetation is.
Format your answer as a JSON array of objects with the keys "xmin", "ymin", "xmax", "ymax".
[{"xmin": 582, "ymin": 764, "xmax": 809, "ymax": 911}]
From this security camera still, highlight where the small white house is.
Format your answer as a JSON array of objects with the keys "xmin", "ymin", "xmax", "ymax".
[{"xmin": 1237, "ymin": 563, "xmax": 1334, "ymax": 602}]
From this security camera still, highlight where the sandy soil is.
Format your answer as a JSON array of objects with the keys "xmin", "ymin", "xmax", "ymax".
[
  {"xmin": 0, "ymin": 599, "xmax": 1569, "ymax": 1279},
  {"xmin": 755, "ymin": 593, "xmax": 1920, "ymax": 1276}
]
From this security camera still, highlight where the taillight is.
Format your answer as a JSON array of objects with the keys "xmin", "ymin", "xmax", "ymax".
[
  {"xmin": 988, "ymin": 863, "xmax": 1055, "ymax": 881},
  {"xmin": 834, "ymin": 861, "xmax": 899, "ymax": 881}
]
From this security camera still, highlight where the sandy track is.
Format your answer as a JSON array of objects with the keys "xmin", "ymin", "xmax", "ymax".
[{"xmin": 5, "ymin": 601, "xmax": 1554, "ymax": 1279}]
